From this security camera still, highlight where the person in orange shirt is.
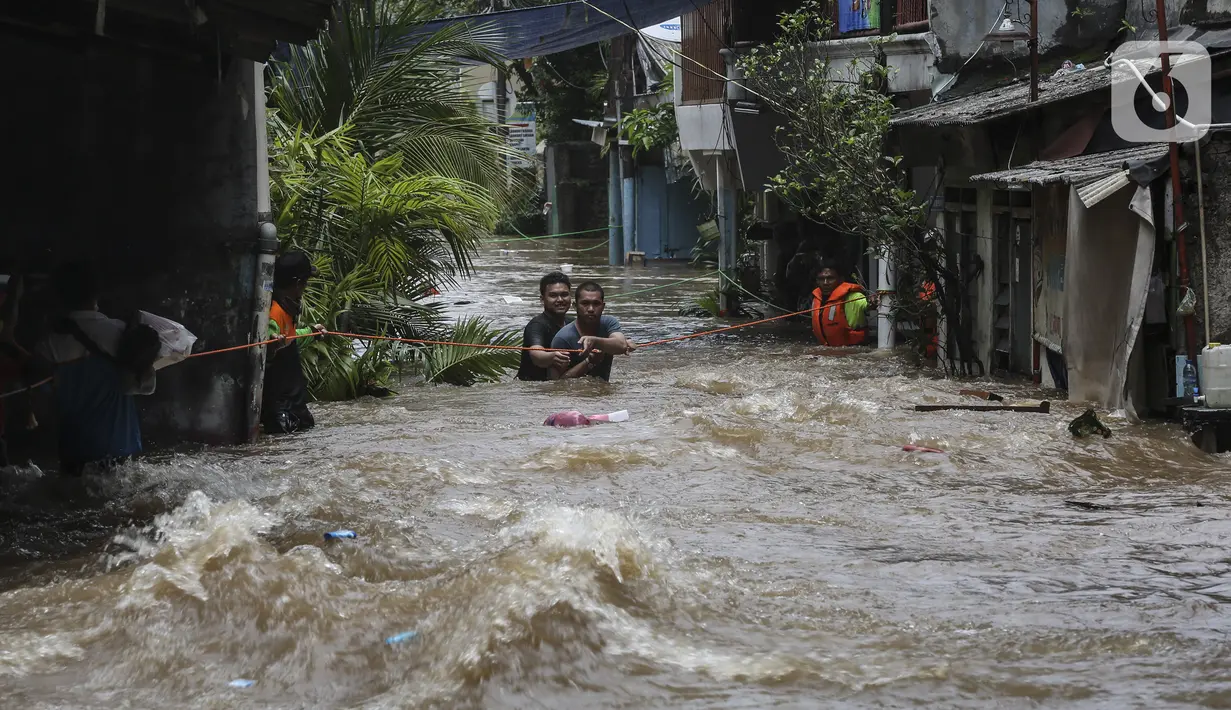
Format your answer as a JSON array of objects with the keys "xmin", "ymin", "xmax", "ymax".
[
  {"xmin": 262, "ymin": 251, "xmax": 326, "ymax": 434},
  {"xmin": 810, "ymin": 259, "xmax": 873, "ymax": 346},
  {"xmin": 919, "ymin": 280, "xmax": 939, "ymax": 361}
]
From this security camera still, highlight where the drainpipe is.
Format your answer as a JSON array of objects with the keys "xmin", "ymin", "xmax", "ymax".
[
  {"xmin": 621, "ymin": 146, "xmax": 635, "ymax": 262},
  {"xmin": 716, "ymin": 159, "xmax": 738, "ymax": 315},
  {"xmin": 877, "ymin": 251, "xmax": 896, "ymax": 349},
  {"xmin": 250, "ymin": 223, "xmax": 277, "ymax": 440},
  {"xmin": 248, "ymin": 60, "xmax": 276, "ymax": 443},
  {"xmin": 1154, "ymin": 0, "xmax": 1199, "ymax": 361},
  {"xmin": 608, "ymin": 145, "xmax": 623, "ymax": 266},
  {"xmin": 1197, "ymin": 140, "xmax": 1212, "ymax": 346}
]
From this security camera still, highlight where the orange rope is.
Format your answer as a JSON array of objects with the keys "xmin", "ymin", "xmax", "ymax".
[
  {"xmin": 0, "ymin": 376, "xmax": 53, "ymax": 401},
  {"xmin": 186, "ymin": 332, "xmax": 316, "ymax": 358},
  {"xmin": 0, "ymin": 307, "xmax": 823, "ymax": 400},
  {"xmin": 635, "ymin": 306, "xmax": 819, "ymax": 348},
  {"xmin": 325, "ymin": 331, "xmax": 584, "ymax": 354}
]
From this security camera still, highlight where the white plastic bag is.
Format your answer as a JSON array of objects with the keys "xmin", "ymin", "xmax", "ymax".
[
  {"xmin": 1177, "ymin": 286, "xmax": 1197, "ymax": 317},
  {"xmin": 138, "ymin": 311, "xmax": 198, "ymax": 370}
]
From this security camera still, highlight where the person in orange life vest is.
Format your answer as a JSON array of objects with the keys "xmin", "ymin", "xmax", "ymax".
[
  {"xmin": 262, "ymin": 251, "xmax": 326, "ymax": 435},
  {"xmin": 810, "ymin": 258, "xmax": 875, "ymax": 346},
  {"xmin": 919, "ymin": 280, "xmax": 939, "ymax": 360}
]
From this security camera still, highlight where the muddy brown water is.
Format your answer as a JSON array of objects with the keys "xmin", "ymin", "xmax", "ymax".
[{"xmin": 1, "ymin": 239, "xmax": 1230, "ymax": 709}]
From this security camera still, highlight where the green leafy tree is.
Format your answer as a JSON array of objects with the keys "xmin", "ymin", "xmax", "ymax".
[
  {"xmin": 739, "ymin": 1, "xmax": 980, "ymax": 374},
  {"xmin": 616, "ymin": 102, "xmax": 678, "ymax": 158}
]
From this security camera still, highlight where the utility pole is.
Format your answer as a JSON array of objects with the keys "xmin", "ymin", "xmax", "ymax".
[
  {"xmin": 1028, "ymin": 0, "xmax": 1038, "ymax": 102},
  {"xmin": 617, "ymin": 34, "xmax": 636, "ymax": 264},
  {"xmin": 1153, "ymin": 0, "xmax": 1199, "ymax": 363}
]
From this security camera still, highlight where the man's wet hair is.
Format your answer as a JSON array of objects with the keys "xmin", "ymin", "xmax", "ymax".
[
  {"xmin": 54, "ymin": 261, "xmax": 100, "ymax": 310},
  {"xmin": 817, "ymin": 257, "xmax": 842, "ymax": 276},
  {"xmin": 539, "ymin": 271, "xmax": 571, "ymax": 295},
  {"xmin": 576, "ymin": 281, "xmax": 605, "ymax": 300}
]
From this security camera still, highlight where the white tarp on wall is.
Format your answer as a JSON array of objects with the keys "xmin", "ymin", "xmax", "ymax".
[{"xmin": 1064, "ymin": 183, "xmax": 1155, "ymax": 417}]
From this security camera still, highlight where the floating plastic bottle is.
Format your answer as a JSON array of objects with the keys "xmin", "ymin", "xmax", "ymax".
[{"xmin": 324, "ymin": 530, "xmax": 357, "ymax": 540}]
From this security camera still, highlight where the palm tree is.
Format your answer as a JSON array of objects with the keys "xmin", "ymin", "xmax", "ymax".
[
  {"xmin": 268, "ymin": 0, "xmax": 519, "ymax": 198},
  {"xmin": 266, "ymin": 0, "xmax": 526, "ymax": 395}
]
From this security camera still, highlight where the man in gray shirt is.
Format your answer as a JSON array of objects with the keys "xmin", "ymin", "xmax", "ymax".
[{"xmin": 550, "ymin": 281, "xmax": 634, "ymax": 381}]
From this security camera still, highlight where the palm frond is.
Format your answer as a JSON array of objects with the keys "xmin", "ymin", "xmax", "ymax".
[
  {"xmin": 420, "ymin": 317, "xmax": 521, "ymax": 386},
  {"xmin": 265, "ymin": 0, "xmax": 523, "ymax": 400},
  {"xmin": 267, "ymin": 1, "xmax": 515, "ymax": 195}
]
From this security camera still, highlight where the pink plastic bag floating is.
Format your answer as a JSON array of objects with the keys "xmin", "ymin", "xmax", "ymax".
[{"xmin": 543, "ymin": 410, "xmax": 629, "ymax": 428}]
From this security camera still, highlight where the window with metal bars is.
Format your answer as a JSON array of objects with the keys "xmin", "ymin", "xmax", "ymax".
[{"xmin": 894, "ymin": 0, "xmax": 928, "ymax": 30}]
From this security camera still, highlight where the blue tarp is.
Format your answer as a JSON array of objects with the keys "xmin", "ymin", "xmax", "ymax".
[{"xmin": 408, "ymin": 0, "xmax": 713, "ymax": 59}]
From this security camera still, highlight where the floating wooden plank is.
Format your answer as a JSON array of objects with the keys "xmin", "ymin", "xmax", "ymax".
[
  {"xmin": 914, "ymin": 401, "xmax": 1050, "ymax": 414},
  {"xmin": 959, "ymin": 389, "xmax": 1005, "ymax": 402}
]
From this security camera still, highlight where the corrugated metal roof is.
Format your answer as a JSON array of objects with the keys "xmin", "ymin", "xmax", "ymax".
[
  {"xmin": 968, "ymin": 144, "xmax": 1169, "ymax": 186},
  {"xmin": 891, "ymin": 65, "xmax": 1114, "ymax": 127},
  {"xmin": 892, "ymin": 40, "xmax": 1230, "ymax": 128}
]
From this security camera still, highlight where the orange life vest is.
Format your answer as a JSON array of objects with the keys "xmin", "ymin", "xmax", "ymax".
[
  {"xmin": 811, "ymin": 283, "xmax": 866, "ymax": 346},
  {"xmin": 919, "ymin": 281, "xmax": 938, "ymax": 358},
  {"xmin": 270, "ymin": 300, "xmax": 295, "ymax": 337}
]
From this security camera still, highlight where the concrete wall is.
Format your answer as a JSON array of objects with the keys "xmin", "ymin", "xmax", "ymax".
[
  {"xmin": 930, "ymin": 0, "xmax": 1126, "ymax": 72},
  {"xmin": 677, "ymin": 102, "xmax": 735, "ymax": 191},
  {"xmin": 1205, "ymin": 0, "xmax": 1231, "ymax": 22},
  {"xmin": 545, "ymin": 142, "xmax": 608, "ymax": 236},
  {"xmin": 458, "ymin": 64, "xmax": 521, "ymax": 123},
  {"xmin": 1124, "ymin": 0, "xmax": 1185, "ymax": 30},
  {"xmin": 2, "ymin": 30, "xmax": 264, "ymax": 447},
  {"xmin": 1186, "ymin": 134, "xmax": 1231, "ymax": 344}
]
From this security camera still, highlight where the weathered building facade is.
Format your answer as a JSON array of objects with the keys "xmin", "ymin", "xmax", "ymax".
[
  {"xmin": 892, "ymin": 9, "xmax": 1231, "ymax": 417},
  {"xmin": 0, "ymin": 2, "xmax": 330, "ymax": 452},
  {"xmin": 673, "ymin": 0, "xmax": 1231, "ymax": 420}
]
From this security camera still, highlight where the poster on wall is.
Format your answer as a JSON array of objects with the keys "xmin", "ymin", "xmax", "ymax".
[
  {"xmin": 1033, "ymin": 184, "xmax": 1067, "ymax": 353},
  {"xmin": 506, "ymin": 104, "xmax": 537, "ymax": 170},
  {"xmin": 838, "ymin": 0, "xmax": 880, "ymax": 33}
]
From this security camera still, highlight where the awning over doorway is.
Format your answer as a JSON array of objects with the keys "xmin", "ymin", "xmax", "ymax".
[{"xmin": 968, "ymin": 144, "xmax": 1169, "ymax": 188}]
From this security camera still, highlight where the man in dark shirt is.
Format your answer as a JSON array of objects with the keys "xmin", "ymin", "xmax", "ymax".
[
  {"xmin": 550, "ymin": 281, "xmax": 634, "ymax": 381},
  {"xmin": 516, "ymin": 271, "xmax": 574, "ymax": 381}
]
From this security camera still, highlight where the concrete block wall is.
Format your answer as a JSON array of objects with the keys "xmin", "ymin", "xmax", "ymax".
[
  {"xmin": 1186, "ymin": 135, "xmax": 1231, "ymax": 345},
  {"xmin": 545, "ymin": 142, "xmax": 608, "ymax": 236},
  {"xmin": 930, "ymin": 0, "xmax": 1127, "ymax": 72},
  {"xmin": 1, "ymin": 30, "xmax": 263, "ymax": 448}
]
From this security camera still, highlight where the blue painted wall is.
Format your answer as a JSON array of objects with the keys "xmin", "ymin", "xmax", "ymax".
[{"xmin": 634, "ymin": 165, "xmax": 707, "ymax": 260}]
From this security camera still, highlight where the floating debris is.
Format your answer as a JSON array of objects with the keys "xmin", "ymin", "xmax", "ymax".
[
  {"xmin": 1069, "ymin": 408, "xmax": 1112, "ymax": 438},
  {"xmin": 916, "ymin": 401, "xmax": 1050, "ymax": 414},
  {"xmin": 228, "ymin": 679, "xmax": 256, "ymax": 688},
  {"xmin": 959, "ymin": 389, "xmax": 1005, "ymax": 402},
  {"xmin": 324, "ymin": 530, "xmax": 357, "ymax": 540},
  {"xmin": 385, "ymin": 631, "xmax": 419, "ymax": 645},
  {"xmin": 1065, "ymin": 500, "xmax": 1112, "ymax": 511}
]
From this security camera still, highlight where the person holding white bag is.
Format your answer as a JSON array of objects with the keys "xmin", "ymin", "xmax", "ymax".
[{"xmin": 35, "ymin": 262, "xmax": 165, "ymax": 476}]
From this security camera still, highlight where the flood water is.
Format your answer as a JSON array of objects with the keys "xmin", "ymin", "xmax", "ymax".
[{"xmin": 2, "ymin": 238, "xmax": 1231, "ymax": 709}]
